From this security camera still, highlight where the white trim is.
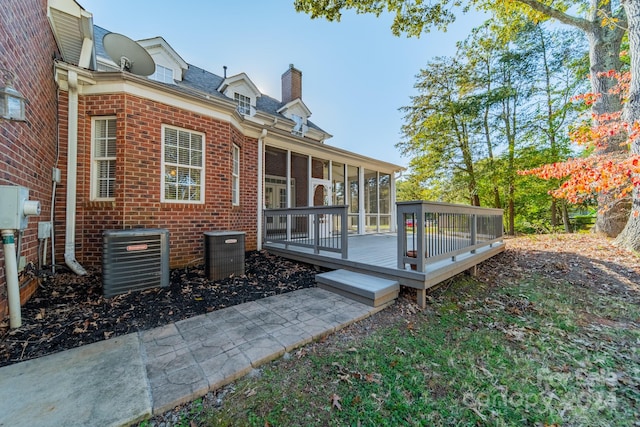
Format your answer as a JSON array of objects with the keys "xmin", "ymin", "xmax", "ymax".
[
  {"xmin": 79, "ymin": 80, "xmax": 239, "ymax": 126},
  {"xmin": 257, "ymin": 130, "xmax": 266, "ymax": 250}
]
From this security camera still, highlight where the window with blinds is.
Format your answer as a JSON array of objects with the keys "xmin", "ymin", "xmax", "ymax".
[
  {"xmin": 162, "ymin": 125, "xmax": 204, "ymax": 203},
  {"xmin": 232, "ymin": 144, "xmax": 240, "ymax": 205},
  {"xmin": 91, "ymin": 117, "xmax": 116, "ymax": 200}
]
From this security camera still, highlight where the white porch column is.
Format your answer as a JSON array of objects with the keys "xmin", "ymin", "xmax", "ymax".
[
  {"xmin": 257, "ymin": 129, "xmax": 267, "ymax": 250},
  {"xmin": 358, "ymin": 166, "xmax": 365, "ymax": 234},
  {"xmin": 390, "ymin": 172, "xmax": 397, "ymax": 233}
]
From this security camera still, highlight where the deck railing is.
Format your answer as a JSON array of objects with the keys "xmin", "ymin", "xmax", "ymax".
[
  {"xmin": 397, "ymin": 201, "xmax": 504, "ymax": 272},
  {"xmin": 263, "ymin": 206, "xmax": 349, "ymax": 259}
]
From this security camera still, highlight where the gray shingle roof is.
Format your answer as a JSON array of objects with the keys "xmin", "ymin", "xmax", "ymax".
[{"xmin": 94, "ymin": 25, "xmax": 326, "ymax": 135}]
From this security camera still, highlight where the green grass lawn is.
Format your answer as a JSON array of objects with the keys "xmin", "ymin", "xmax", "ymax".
[{"xmin": 168, "ymin": 271, "xmax": 639, "ymax": 426}]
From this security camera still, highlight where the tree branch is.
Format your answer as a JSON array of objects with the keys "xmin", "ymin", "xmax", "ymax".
[{"xmin": 515, "ymin": 0, "xmax": 594, "ymax": 32}]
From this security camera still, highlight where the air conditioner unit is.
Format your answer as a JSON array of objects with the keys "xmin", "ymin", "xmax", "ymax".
[{"xmin": 102, "ymin": 228, "xmax": 170, "ymax": 297}]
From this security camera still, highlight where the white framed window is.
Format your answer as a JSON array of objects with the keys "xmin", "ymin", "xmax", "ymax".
[
  {"xmin": 150, "ymin": 64, "xmax": 174, "ymax": 84},
  {"xmin": 264, "ymin": 175, "xmax": 295, "ymax": 209},
  {"xmin": 234, "ymin": 93, "xmax": 251, "ymax": 115},
  {"xmin": 232, "ymin": 144, "xmax": 240, "ymax": 205},
  {"xmin": 91, "ymin": 117, "xmax": 116, "ymax": 200},
  {"xmin": 162, "ymin": 125, "xmax": 204, "ymax": 203}
]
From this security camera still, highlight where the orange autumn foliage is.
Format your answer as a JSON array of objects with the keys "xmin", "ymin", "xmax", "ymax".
[{"xmin": 520, "ymin": 70, "xmax": 640, "ymax": 207}]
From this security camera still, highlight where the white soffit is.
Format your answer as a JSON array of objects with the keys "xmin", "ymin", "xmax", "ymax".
[{"xmin": 47, "ymin": 0, "xmax": 94, "ymax": 67}]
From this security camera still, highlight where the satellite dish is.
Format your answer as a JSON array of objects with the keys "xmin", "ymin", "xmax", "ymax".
[{"xmin": 103, "ymin": 33, "xmax": 155, "ymax": 76}]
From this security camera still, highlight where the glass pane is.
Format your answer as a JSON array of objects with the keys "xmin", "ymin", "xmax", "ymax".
[
  {"xmin": 348, "ymin": 165, "xmax": 359, "ymax": 214},
  {"xmin": 106, "ymin": 119, "xmax": 116, "ymax": 137},
  {"xmin": 191, "ymin": 134, "xmax": 202, "ymax": 151},
  {"xmin": 291, "ymin": 152, "xmax": 308, "ymax": 207},
  {"xmin": 165, "ymin": 145, "xmax": 177, "ymax": 164},
  {"xmin": 106, "ymin": 139, "xmax": 116, "ymax": 157},
  {"xmin": 365, "ymin": 214, "xmax": 378, "ymax": 233},
  {"xmin": 232, "ymin": 176, "xmax": 238, "ymax": 204},
  {"xmin": 364, "ymin": 169, "xmax": 378, "ymax": 214},
  {"xmin": 95, "ymin": 140, "xmax": 106, "ymax": 157},
  {"xmin": 332, "ymin": 162, "xmax": 345, "ymax": 205},
  {"xmin": 165, "ymin": 128, "xmax": 177, "ymax": 146},
  {"xmin": 191, "ymin": 150, "xmax": 201, "ymax": 167},
  {"xmin": 98, "ymin": 160, "xmax": 113, "ymax": 179},
  {"xmin": 312, "ymin": 157, "xmax": 329, "ymax": 179},
  {"xmin": 178, "ymin": 130, "xmax": 190, "ymax": 149},
  {"xmin": 95, "ymin": 120, "xmax": 106, "ymax": 138},
  {"xmin": 178, "ymin": 147, "xmax": 189, "ymax": 166},
  {"xmin": 379, "ymin": 173, "xmax": 390, "ymax": 214},
  {"xmin": 165, "ymin": 183, "xmax": 177, "ymax": 200},
  {"xmin": 349, "ymin": 214, "xmax": 359, "ymax": 233},
  {"xmin": 265, "ymin": 146, "xmax": 287, "ymax": 176},
  {"xmin": 379, "ymin": 215, "xmax": 390, "ymax": 232}
]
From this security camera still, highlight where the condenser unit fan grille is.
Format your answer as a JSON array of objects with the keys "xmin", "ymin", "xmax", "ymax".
[{"xmin": 103, "ymin": 228, "xmax": 170, "ymax": 297}]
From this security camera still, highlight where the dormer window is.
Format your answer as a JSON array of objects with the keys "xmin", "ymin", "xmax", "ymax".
[
  {"xmin": 234, "ymin": 93, "xmax": 251, "ymax": 115},
  {"xmin": 150, "ymin": 64, "xmax": 174, "ymax": 84},
  {"xmin": 291, "ymin": 114, "xmax": 305, "ymax": 136}
]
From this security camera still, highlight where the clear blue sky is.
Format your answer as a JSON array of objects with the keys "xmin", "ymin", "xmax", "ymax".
[{"xmin": 81, "ymin": 1, "xmax": 486, "ymax": 168}]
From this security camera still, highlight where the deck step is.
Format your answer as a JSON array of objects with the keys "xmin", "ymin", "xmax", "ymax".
[{"xmin": 316, "ymin": 269, "xmax": 399, "ymax": 307}]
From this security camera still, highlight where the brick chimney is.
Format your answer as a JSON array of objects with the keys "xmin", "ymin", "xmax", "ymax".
[{"xmin": 281, "ymin": 64, "xmax": 302, "ymax": 103}]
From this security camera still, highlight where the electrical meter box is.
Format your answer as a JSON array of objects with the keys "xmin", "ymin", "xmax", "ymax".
[{"xmin": 0, "ymin": 185, "xmax": 41, "ymax": 230}]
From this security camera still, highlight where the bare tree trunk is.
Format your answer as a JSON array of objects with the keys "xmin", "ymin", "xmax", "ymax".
[
  {"xmin": 508, "ymin": 186, "xmax": 515, "ymax": 235},
  {"xmin": 561, "ymin": 202, "xmax": 572, "ymax": 233},
  {"xmin": 585, "ymin": 3, "xmax": 628, "ymax": 236},
  {"xmin": 615, "ymin": 0, "xmax": 640, "ymax": 251}
]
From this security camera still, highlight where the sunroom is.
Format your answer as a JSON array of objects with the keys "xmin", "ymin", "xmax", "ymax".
[{"xmin": 259, "ymin": 140, "xmax": 403, "ymax": 249}]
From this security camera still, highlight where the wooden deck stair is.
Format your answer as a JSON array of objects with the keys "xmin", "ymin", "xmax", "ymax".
[{"xmin": 316, "ymin": 269, "xmax": 399, "ymax": 307}]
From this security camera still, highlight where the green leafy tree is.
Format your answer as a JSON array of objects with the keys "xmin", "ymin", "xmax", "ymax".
[
  {"xmin": 294, "ymin": 0, "xmax": 640, "ymax": 242},
  {"xmin": 397, "ymin": 56, "xmax": 483, "ymax": 206}
]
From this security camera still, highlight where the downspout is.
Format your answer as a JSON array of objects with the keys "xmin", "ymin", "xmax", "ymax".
[
  {"xmin": 64, "ymin": 70, "xmax": 87, "ymax": 275},
  {"xmin": 257, "ymin": 129, "xmax": 267, "ymax": 250}
]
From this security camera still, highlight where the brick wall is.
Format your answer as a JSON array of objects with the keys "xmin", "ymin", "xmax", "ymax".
[
  {"xmin": 55, "ymin": 92, "xmax": 258, "ymax": 270},
  {"xmin": 0, "ymin": 0, "xmax": 59, "ymax": 319}
]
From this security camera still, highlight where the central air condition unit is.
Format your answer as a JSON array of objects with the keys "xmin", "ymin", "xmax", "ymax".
[{"xmin": 102, "ymin": 228, "xmax": 170, "ymax": 297}]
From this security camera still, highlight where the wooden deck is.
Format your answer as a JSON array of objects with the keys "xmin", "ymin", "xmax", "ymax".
[{"xmin": 264, "ymin": 233, "xmax": 505, "ymax": 307}]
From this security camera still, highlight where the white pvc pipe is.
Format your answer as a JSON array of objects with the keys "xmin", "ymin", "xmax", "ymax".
[
  {"xmin": 64, "ymin": 70, "xmax": 87, "ymax": 275},
  {"xmin": 2, "ymin": 229, "xmax": 21, "ymax": 329}
]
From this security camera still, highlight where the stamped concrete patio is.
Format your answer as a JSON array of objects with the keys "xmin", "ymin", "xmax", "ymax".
[{"xmin": 0, "ymin": 287, "xmax": 388, "ymax": 427}]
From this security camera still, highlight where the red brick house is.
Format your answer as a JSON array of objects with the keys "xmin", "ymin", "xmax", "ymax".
[
  {"xmin": 0, "ymin": 0, "xmax": 402, "ymax": 319},
  {"xmin": 0, "ymin": 0, "xmax": 60, "ymax": 319}
]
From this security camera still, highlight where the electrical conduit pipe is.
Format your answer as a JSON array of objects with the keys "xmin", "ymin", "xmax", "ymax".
[{"xmin": 2, "ymin": 230, "xmax": 21, "ymax": 328}]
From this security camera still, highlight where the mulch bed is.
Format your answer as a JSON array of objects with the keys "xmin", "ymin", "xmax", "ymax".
[
  {"xmin": 3, "ymin": 234, "xmax": 639, "ymax": 371},
  {"xmin": 0, "ymin": 250, "xmax": 319, "ymax": 368}
]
